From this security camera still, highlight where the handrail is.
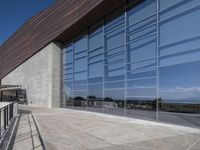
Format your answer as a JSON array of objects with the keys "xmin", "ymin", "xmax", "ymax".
[{"xmin": 0, "ymin": 102, "xmax": 18, "ymax": 141}]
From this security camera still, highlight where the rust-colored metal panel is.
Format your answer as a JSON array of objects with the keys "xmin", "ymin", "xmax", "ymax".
[{"xmin": 0, "ymin": 0, "xmax": 124, "ymax": 79}]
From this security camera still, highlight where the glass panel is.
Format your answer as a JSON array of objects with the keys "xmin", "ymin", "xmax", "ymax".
[
  {"xmin": 127, "ymin": 69, "xmax": 156, "ymax": 79},
  {"xmin": 73, "ymin": 90, "xmax": 87, "ymax": 98},
  {"xmin": 126, "ymin": 97, "xmax": 156, "ymax": 109},
  {"xmin": 65, "ymin": 44, "xmax": 73, "ymax": 51},
  {"xmin": 88, "ymin": 84, "xmax": 103, "ymax": 99},
  {"xmin": 128, "ymin": 25, "xmax": 156, "ymax": 41},
  {"xmin": 89, "ymin": 48, "xmax": 103, "ymax": 57},
  {"xmin": 107, "ymin": 62, "xmax": 124, "ymax": 71},
  {"xmin": 74, "ymin": 51, "xmax": 86, "ymax": 59},
  {"xmin": 66, "ymin": 63, "xmax": 73, "ymax": 69},
  {"xmin": 105, "ymin": 65, "xmax": 125, "ymax": 81},
  {"xmin": 74, "ymin": 72, "xmax": 87, "ymax": 81},
  {"xmin": 89, "ymin": 61, "xmax": 103, "ymax": 78},
  {"xmin": 74, "ymin": 80, "xmax": 87, "ymax": 85},
  {"xmin": 106, "ymin": 53, "xmax": 125, "ymax": 64},
  {"xmin": 106, "ymin": 46, "xmax": 124, "ymax": 57},
  {"xmin": 160, "ymin": 49, "xmax": 200, "ymax": 66},
  {"xmin": 63, "ymin": 81, "xmax": 73, "ymax": 106},
  {"xmin": 106, "ymin": 27, "xmax": 125, "ymax": 50},
  {"xmin": 160, "ymin": 8, "xmax": 200, "ymax": 46},
  {"xmin": 74, "ymin": 36, "xmax": 87, "ymax": 53},
  {"xmin": 66, "ymin": 50, "xmax": 73, "ymax": 63},
  {"xmin": 160, "ymin": 37, "xmax": 200, "ymax": 57},
  {"xmin": 159, "ymin": 0, "xmax": 182, "ymax": 11},
  {"xmin": 109, "ymin": 69, "xmax": 124, "ymax": 77},
  {"xmin": 105, "ymin": 81, "xmax": 124, "ymax": 89},
  {"xmin": 127, "ymin": 78, "xmax": 156, "ymax": 88},
  {"xmin": 160, "ymin": 0, "xmax": 200, "ymax": 21},
  {"xmin": 128, "ymin": 36, "xmax": 156, "ymax": 63},
  {"xmin": 104, "ymin": 89, "xmax": 125, "ymax": 116},
  {"xmin": 127, "ymin": 0, "xmax": 156, "ymax": 26},
  {"xmin": 73, "ymin": 90, "xmax": 87, "ymax": 109},
  {"xmin": 89, "ymin": 30, "xmax": 103, "ymax": 50},
  {"xmin": 128, "ymin": 15, "xmax": 156, "ymax": 33},
  {"xmin": 104, "ymin": 89, "xmax": 124, "ymax": 100},
  {"xmin": 89, "ymin": 54, "xmax": 103, "ymax": 64},
  {"xmin": 63, "ymin": 74, "xmax": 73, "ymax": 80},
  {"xmin": 73, "ymin": 90, "xmax": 87, "ymax": 97},
  {"xmin": 127, "ymin": 59, "xmax": 156, "ymax": 71},
  {"xmin": 63, "ymin": 52, "xmax": 66, "ymax": 65},
  {"xmin": 74, "ymin": 58, "xmax": 87, "ymax": 72},
  {"xmin": 158, "ymin": 111, "xmax": 200, "ymax": 128},
  {"xmin": 87, "ymin": 84, "xmax": 103, "ymax": 112},
  {"xmin": 73, "ymin": 84, "xmax": 87, "ymax": 91},
  {"xmin": 159, "ymin": 61, "xmax": 200, "ymax": 104},
  {"xmin": 126, "ymin": 97, "xmax": 156, "ymax": 120},
  {"xmin": 127, "ymin": 88, "xmax": 156, "ymax": 97},
  {"xmin": 88, "ymin": 77, "xmax": 103, "ymax": 84},
  {"xmin": 105, "ymin": 16, "xmax": 125, "ymax": 32}
]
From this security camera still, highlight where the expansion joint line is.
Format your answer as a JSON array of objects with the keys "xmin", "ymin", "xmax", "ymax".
[
  {"xmin": 186, "ymin": 136, "xmax": 200, "ymax": 150},
  {"xmin": 28, "ymin": 114, "xmax": 35, "ymax": 149}
]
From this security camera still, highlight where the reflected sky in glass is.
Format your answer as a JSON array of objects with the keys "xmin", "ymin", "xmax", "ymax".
[
  {"xmin": 159, "ymin": 61, "xmax": 200, "ymax": 102},
  {"xmin": 62, "ymin": 0, "xmax": 200, "ymax": 105}
]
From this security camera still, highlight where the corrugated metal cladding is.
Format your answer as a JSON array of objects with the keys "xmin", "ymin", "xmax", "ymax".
[{"xmin": 0, "ymin": 0, "xmax": 124, "ymax": 79}]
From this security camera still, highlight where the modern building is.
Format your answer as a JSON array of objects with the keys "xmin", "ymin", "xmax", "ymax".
[{"xmin": 0, "ymin": 0, "xmax": 200, "ymax": 127}]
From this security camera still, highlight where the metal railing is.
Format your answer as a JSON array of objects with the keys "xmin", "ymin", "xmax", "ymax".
[{"xmin": 0, "ymin": 102, "xmax": 18, "ymax": 140}]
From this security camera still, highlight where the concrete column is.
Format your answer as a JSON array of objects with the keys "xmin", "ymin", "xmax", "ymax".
[
  {"xmin": 51, "ymin": 43, "xmax": 61, "ymax": 108},
  {"xmin": 1, "ymin": 42, "xmax": 61, "ymax": 108}
]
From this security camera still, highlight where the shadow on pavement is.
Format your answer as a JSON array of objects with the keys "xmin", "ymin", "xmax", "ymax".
[{"xmin": 8, "ymin": 109, "xmax": 46, "ymax": 150}]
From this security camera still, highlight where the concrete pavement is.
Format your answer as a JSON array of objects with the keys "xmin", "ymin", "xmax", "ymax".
[{"xmin": 19, "ymin": 105, "xmax": 200, "ymax": 150}]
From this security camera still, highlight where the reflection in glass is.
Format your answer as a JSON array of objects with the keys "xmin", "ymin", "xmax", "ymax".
[
  {"xmin": 61, "ymin": 0, "xmax": 200, "ymax": 127},
  {"xmin": 88, "ymin": 84, "xmax": 103, "ymax": 111},
  {"xmin": 159, "ymin": 61, "xmax": 200, "ymax": 103},
  {"xmin": 63, "ymin": 81, "xmax": 73, "ymax": 106},
  {"xmin": 160, "ymin": 6, "xmax": 200, "ymax": 46},
  {"xmin": 127, "ymin": 36, "xmax": 156, "ymax": 63},
  {"xmin": 103, "ymin": 89, "xmax": 125, "ymax": 116},
  {"xmin": 159, "ymin": 61, "xmax": 200, "ymax": 115}
]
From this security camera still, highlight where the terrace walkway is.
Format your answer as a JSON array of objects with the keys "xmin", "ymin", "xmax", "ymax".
[
  {"xmin": 8, "ymin": 109, "xmax": 44, "ymax": 150},
  {"xmin": 16, "ymin": 105, "xmax": 200, "ymax": 150}
]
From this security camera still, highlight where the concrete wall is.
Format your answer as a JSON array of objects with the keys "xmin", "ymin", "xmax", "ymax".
[{"xmin": 1, "ymin": 42, "xmax": 61, "ymax": 108}]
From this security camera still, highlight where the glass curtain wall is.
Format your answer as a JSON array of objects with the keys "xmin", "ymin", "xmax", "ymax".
[{"xmin": 62, "ymin": 0, "xmax": 200, "ymax": 128}]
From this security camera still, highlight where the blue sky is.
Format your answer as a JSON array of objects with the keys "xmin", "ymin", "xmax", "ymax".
[{"xmin": 0, "ymin": 0, "xmax": 55, "ymax": 45}]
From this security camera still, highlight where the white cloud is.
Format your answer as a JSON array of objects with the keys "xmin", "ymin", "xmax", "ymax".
[
  {"xmin": 175, "ymin": 87, "xmax": 200, "ymax": 92},
  {"xmin": 160, "ymin": 86, "xmax": 200, "ymax": 100},
  {"xmin": 161, "ymin": 87, "xmax": 200, "ymax": 93}
]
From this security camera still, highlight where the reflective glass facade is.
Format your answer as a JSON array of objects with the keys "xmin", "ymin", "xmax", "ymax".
[{"xmin": 62, "ymin": 0, "xmax": 200, "ymax": 128}]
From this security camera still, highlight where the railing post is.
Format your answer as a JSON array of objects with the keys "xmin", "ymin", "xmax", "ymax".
[
  {"xmin": 6, "ymin": 106, "xmax": 9, "ymax": 126},
  {"xmin": 10, "ymin": 103, "xmax": 13, "ymax": 121},
  {"xmin": 4, "ymin": 107, "xmax": 6, "ymax": 131},
  {"xmin": 0, "ymin": 109, "xmax": 1, "ymax": 139}
]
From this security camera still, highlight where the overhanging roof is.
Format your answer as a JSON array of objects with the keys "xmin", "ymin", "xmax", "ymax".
[{"xmin": 0, "ymin": 0, "xmax": 124, "ymax": 79}]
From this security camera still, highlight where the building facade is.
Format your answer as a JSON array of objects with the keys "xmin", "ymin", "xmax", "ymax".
[{"xmin": 1, "ymin": 0, "xmax": 200, "ymax": 128}]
